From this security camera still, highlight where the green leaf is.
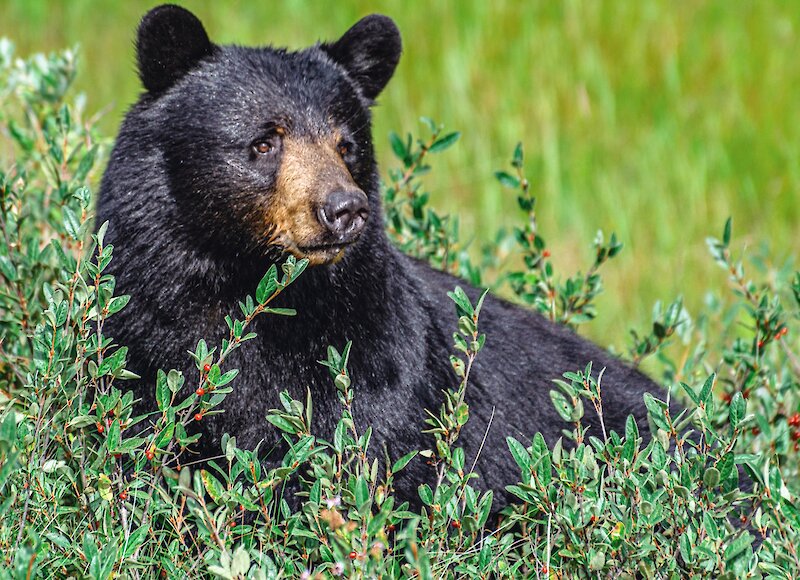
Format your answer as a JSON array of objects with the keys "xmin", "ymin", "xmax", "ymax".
[
  {"xmin": 506, "ymin": 436, "xmax": 530, "ymax": 474},
  {"xmin": 679, "ymin": 381, "xmax": 700, "ymax": 406},
  {"xmin": 166, "ymin": 369, "xmax": 183, "ymax": 393},
  {"xmin": 429, "ymin": 131, "xmax": 460, "ymax": 153},
  {"xmin": 729, "ymin": 392, "xmax": 745, "ymax": 429},
  {"xmin": 256, "ymin": 264, "xmax": 278, "ymax": 303},
  {"xmin": 106, "ymin": 295, "xmax": 130, "ymax": 315},
  {"xmin": 699, "ymin": 373, "xmax": 715, "ymax": 407},
  {"xmin": 62, "ymin": 206, "xmax": 81, "ymax": 239},
  {"xmin": 418, "ymin": 483, "xmax": 433, "ymax": 505},
  {"xmin": 549, "ymin": 388, "xmax": 573, "ymax": 422},
  {"xmin": 355, "ymin": 476, "xmax": 370, "ymax": 511},
  {"xmin": 495, "ymin": 170, "xmax": 520, "ymax": 189},
  {"xmin": 201, "ymin": 469, "xmax": 225, "ymax": 504},
  {"xmin": 106, "ymin": 420, "xmax": 121, "ymax": 452},
  {"xmin": 704, "ymin": 467, "xmax": 720, "ymax": 489},
  {"xmin": 391, "ymin": 451, "xmax": 418, "ymax": 474},
  {"xmin": 447, "ymin": 286, "xmax": 473, "ymax": 317},
  {"xmin": 723, "ymin": 532, "xmax": 754, "ymax": 563},
  {"xmin": 155, "ymin": 370, "xmax": 170, "ymax": 411},
  {"xmin": 267, "ymin": 414, "xmax": 297, "ymax": 434},
  {"xmin": 723, "ymin": 217, "xmax": 732, "ymax": 246},
  {"xmin": 68, "ymin": 415, "xmax": 96, "ymax": 429},
  {"xmin": 263, "ymin": 307, "xmax": 296, "ymax": 316},
  {"xmin": 98, "ymin": 474, "xmax": 113, "ymax": 502},
  {"xmin": 215, "ymin": 369, "xmax": 239, "ymax": 387},
  {"xmin": 389, "ymin": 131, "xmax": 408, "ymax": 160},
  {"xmin": 121, "ymin": 526, "xmax": 148, "ymax": 559},
  {"xmin": 643, "ymin": 393, "xmax": 670, "ymax": 431}
]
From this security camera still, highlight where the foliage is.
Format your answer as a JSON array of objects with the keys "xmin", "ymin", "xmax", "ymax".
[{"xmin": 1, "ymin": 42, "xmax": 799, "ymax": 579}]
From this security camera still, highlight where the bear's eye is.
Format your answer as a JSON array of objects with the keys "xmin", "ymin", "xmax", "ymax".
[
  {"xmin": 252, "ymin": 138, "xmax": 277, "ymax": 155},
  {"xmin": 254, "ymin": 141, "xmax": 273, "ymax": 154},
  {"xmin": 337, "ymin": 140, "xmax": 355, "ymax": 159},
  {"xmin": 251, "ymin": 128, "xmax": 284, "ymax": 157}
]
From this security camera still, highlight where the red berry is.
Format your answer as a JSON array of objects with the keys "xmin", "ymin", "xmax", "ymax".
[
  {"xmin": 96, "ymin": 423, "xmax": 104, "ymax": 434},
  {"xmin": 119, "ymin": 490, "xmax": 128, "ymax": 500},
  {"xmin": 145, "ymin": 450, "xmax": 154, "ymax": 460},
  {"xmin": 788, "ymin": 413, "xmax": 800, "ymax": 427},
  {"xmin": 348, "ymin": 551, "xmax": 357, "ymax": 560},
  {"xmin": 194, "ymin": 412, "xmax": 203, "ymax": 422},
  {"xmin": 451, "ymin": 520, "xmax": 461, "ymax": 529},
  {"xmin": 792, "ymin": 430, "xmax": 800, "ymax": 442},
  {"xmin": 542, "ymin": 249, "xmax": 551, "ymax": 258},
  {"xmin": 196, "ymin": 387, "xmax": 205, "ymax": 396},
  {"xmin": 203, "ymin": 364, "xmax": 211, "ymax": 373},
  {"xmin": 721, "ymin": 393, "xmax": 732, "ymax": 404},
  {"xmin": 751, "ymin": 427, "xmax": 760, "ymax": 436},
  {"xmin": 387, "ymin": 523, "xmax": 395, "ymax": 532}
]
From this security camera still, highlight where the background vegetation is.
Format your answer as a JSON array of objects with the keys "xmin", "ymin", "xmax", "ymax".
[
  {"xmin": 1, "ymin": 2, "xmax": 800, "ymax": 578},
  {"xmin": 2, "ymin": 0, "xmax": 797, "ymax": 348},
  {"xmin": 0, "ymin": 43, "xmax": 798, "ymax": 577}
]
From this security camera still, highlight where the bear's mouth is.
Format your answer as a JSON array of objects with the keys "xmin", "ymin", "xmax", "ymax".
[
  {"xmin": 292, "ymin": 242, "xmax": 350, "ymax": 265},
  {"xmin": 297, "ymin": 243, "xmax": 349, "ymax": 253}
]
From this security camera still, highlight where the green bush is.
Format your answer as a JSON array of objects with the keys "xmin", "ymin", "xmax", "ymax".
[{"xmin": 1, "ymin": 43, "xmax": 798, "ymax": 580}]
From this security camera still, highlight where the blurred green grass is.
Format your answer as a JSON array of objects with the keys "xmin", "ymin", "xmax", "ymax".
[{"xmin": 2, "ymin": 0, "xmax": 798, "ymax": 349}]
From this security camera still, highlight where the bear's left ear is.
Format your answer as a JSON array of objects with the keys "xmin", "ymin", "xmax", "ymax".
[
  {"xmin": 321, "ymin": 14, "xmax": 402, "ymax": 102},
  {"xmin": 136, "ymin": 4, "xmax": 215, "ymax": 94}
]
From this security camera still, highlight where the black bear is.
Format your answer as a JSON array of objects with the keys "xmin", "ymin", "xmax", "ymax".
[{"xmin": 97, "ymin": 4, "xmax": 674, "ymax": 510}]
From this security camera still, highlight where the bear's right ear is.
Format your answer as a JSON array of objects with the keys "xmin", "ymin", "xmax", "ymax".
[
  {"xmin": 321, "ymin": 14, "xmax": 402, "ymax": 102},
  {"xmin": 136, "ymin": 4, "xmax": 214, "ymax": 94}
]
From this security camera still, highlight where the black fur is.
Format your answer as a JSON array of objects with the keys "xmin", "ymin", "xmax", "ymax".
[
  {"xmin": 136, "ymin": 4, "xmax": 214, "ymax": 94},
  {"xmin": 97, "ymin": 6, "xmax": 676, "ymax": 511}
]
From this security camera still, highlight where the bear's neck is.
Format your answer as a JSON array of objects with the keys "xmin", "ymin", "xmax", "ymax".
[{"xmin": 165, "ymin": 217, "xmax": 403, "ymax": 347}]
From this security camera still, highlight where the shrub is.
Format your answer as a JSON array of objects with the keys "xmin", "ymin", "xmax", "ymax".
[{"xmin": 1, "ymin": 43, "xmax": 798, "ymax": 580}]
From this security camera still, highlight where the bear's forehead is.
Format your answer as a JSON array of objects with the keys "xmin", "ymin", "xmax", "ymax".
[
  {"xmin": 212, "ymin": 47, "xmax": 353, "ymax": 102},
  {"xmin": 170, "ymin": 45, "xmax": 365, "ymax": 133}
]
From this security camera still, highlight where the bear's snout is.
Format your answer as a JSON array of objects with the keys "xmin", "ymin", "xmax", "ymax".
[{"xmin": 317, "ymin": 189, "xmax": 369, "ymax": 240}]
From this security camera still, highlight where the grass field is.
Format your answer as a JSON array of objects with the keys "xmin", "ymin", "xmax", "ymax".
[{"xmin": 2, "ymin": 0, "xmax": 798, "ymax": 348}]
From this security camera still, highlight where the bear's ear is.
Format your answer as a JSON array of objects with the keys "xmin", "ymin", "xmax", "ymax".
[
  {"xmin": 136, "ymin": 4, "xmax": 215, "ymax": 94},
  {"xmin": 321, "ymin": 15, "xmax": 402, "ymax": 102}
]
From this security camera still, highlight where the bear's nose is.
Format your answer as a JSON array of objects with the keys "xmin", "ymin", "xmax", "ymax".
[{"xmin": 317, "ymin": 190, "xmax": 369, "ymax": 238}]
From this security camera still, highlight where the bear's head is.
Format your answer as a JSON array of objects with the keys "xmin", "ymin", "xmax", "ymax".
[{"xmin": 132, "ymin": 5, "xmax": 401, "ymax": 266}]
